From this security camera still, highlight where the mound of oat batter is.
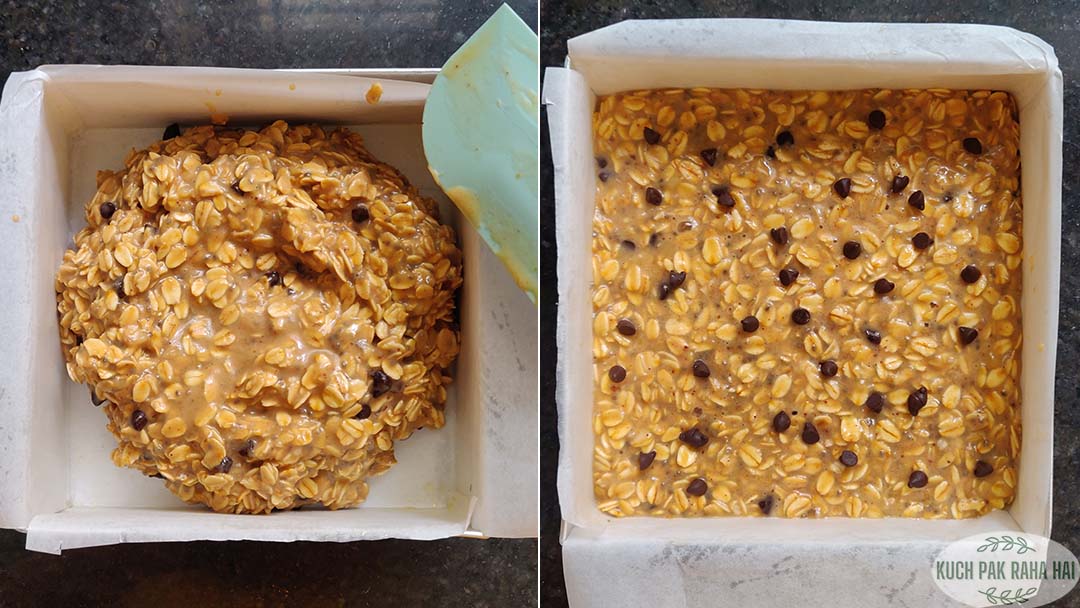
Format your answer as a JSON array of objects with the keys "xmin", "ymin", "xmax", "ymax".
[{"xmin": 56, "ymin": 121, "xmax": 462, "ymax": 514}]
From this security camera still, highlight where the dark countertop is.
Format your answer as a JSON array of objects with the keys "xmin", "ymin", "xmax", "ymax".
[
  {"xmin": 540, "ymin": 2, "xmax": 1080, "ymax": 607},
  {"xmin": 0, "ymin": 1, "xmax": 537, "ymax": 607}
]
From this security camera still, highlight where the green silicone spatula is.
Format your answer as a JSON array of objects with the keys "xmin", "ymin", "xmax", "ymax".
[{"xmin": 422, "ymin": 4, "xmax": 539, "ymax": 303}]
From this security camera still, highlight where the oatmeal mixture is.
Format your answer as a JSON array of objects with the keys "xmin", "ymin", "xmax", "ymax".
[
  {"xmin": 591, "ymin": 89, "xmax": 1022, "ymax": 518},
  {"xmin": 56, "ymin": 121, "xmax": 462, "ymax": 514}
]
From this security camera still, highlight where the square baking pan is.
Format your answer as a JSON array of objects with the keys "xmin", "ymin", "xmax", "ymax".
[
  {"xmin": 545, "ymin": 19, "xmax": 1061, "ymax": 607},
  {"xmin": 0, "ymin": 65, "xmax": 538, "ymax": 553}
]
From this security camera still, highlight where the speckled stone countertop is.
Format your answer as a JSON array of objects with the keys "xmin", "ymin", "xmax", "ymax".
[
  {"xmin": 0, "ymin": 1, "xmax": 537, "ymax": 606},
  {"xmin": 540, "ymin": 2, "xmax": 1080, "ymax": 606}
]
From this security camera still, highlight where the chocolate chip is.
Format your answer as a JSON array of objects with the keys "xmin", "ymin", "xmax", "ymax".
[
  {"xmin": 370, "ymin": 369, "xmax": 392, "ymax": 397},
  {"xmin": 908, "ymin": 190, "xmax": 926, "ymax": 210},
  {"xmin": 596, "ymin": 157, "xmax": 608, "ymax": 169},
  {"xmin": 114, "ymin": 275, "xmax": 126, "ymax": 297},
  {"xmin": 643, "ymin": 127, "xmax": 661, "ymax": 145},
  {"xmin": 162, "ymin": 123, "xmax": 181, "ymax": 139},
  {"xmin": 770, "ymin": 227, "xmax": 789, "ymax": 246},
  {"xmin": 216, "ymin": 456, "xmax": 233, "ymax": 474},
  {"xmin": 779, "ymin": 267, "xmax": 799, "ymax": 287},
  {"xmin": 908, "ymin": 470, "xmax": 929, "ymax": 488},
  {"xmin": 963, "ymin": 137, "xmax": 983, "ymax": 154},
  {"xmin": 907, "ymin": 387, "xmax": 928, "ymax": 416},
  {"xmin": 865, "ymin": 391, "xmax": 885, "ymax": 413},
  {"xmin": 772, "ymin": 411, "xmax": 791, "ymax": 433},
  {"xmin": 974, "ymin": 461, "xmax": 993, "ymax": 478},
  {"xmin": 617, "ymin": 319, "xmax": 637, "ymax": 335},
  {"xmin": 961, "ymin": 265, "xmax": 981, "ymax": 284},
  {"xmin": 638, "ymin": 451, "xmax": 657, "ymax": 471},
  {"xmin": 700, "ymin": 148, "xmax": 718, "ymax": 166},
  {"xmin": 668, "ymin": 271, "xmax": 686, "ymax": 289},
  {"xmin": 657, "ymin": 281, "xmax": 672, "ymax": 300},
  {"xmin": 890, "ymin": 175, "xmax": 910, "ymax": 194},
  {"xmin": 649, "ymin": 233, "xmax": 661, "ymax": 247},
  {"xmin": 713, "ymin": 187, "xmax": 736, "ymax": 209},
  {"xmin": 266, "ymin": 271, "xmax": 283, "ymax": 287},
  {"xmin": 801, "ymin": 421, "xmax": 820, "ymax": 444},
  {"xmin": 843, "ymin": 241, "xmax": 862, "ymax": 259},
  {"xmin": 839, "ymin": 450, "xmax": 858, "ymax": 467},
  {"xmin": 819, "ymin": 360, "xmax": 838, "ymax": 377},
  {"xmin": 99, "ymin": 201, "xmax": 117, "ymax": 219},
  {"xmin": 912, "ymin": 232, "xmax": 933, "ymax": 250},
  {"xmin": 351, "ymin": 204, "xmax": 370, "ymax": 223},
  {"xmin": 621, "ymin": 240, "xmax": 636, "ymax": 250},
  {"xmin": 645, "ymin": 187, "xmax": 663, "ymax": 206},
  {"xmin": 608, "ymin": 365, "xmax": 627, "ymax": 382},
  {"xmin": 355, "ymin": 404, "xmax": 372, "ymax": 420},
  {"xmin": 679, "ymin": 427, "xmax": 709, "ymax": 448},
  {"xmin": 776, "ymin": 130, "xmax": 794, "ymax": 147},
  {"xmin": 792, "ymin": 308, "xmax": 810, "ymax": 325},
  {"xmin": 131, "ymin": 409, "xmax": 147, "ymax": 431},
  {"xmin": 864, "ymin": 328, "xmax": 882, "ymax": 345},
  {"xmin": 765, "ymin": 146, "xmax": 776, "ymax": 159},
  {"xmin": 686, "ymin": 478, "xmax": 708, "ymax": 497},
  {"xmin": 757, "ymin": 494, "xmax": 775, "ymax": 515},
  {"xmin": 740, "ymin": 316, "xmax": 760, "ymax": 333},
  {"xmin": 238, "ymin": 439, "xmax": 257, "ymax": 458},
  {"xmin": 868, "ymin": 110, "xmax": 886, "ymax": 130},
  {"xmin": 598, "ymin": 171, "xmax": 610, "ymax": 182},
  {"xmin": 873, "ymin": 278, "xmax": 895, "ymax": 294},
  {"xmin": 958, "ymin": 326, "xmax": 979, "ymax": 345},
  {"xmin": 692, "ymin": 359, "xmax": 711, "ymax": 378},
  {"xmin": 833, "ymin": 178, "xmax": 852, "ymax": 198},
  {"xmin": 90, "ymin": 388, "xmax": 106, "ymax": 407}
]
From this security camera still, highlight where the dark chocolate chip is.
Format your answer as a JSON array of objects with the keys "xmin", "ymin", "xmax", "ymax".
[
  {"xmin": 974, "ymin": 461, "xmax": 993, "ymax": 478},
  {"xmin": 609, "ymin": 365, "xmax": 627, "ymax": 382},
  {"xmin": 958, "ymin": 326, "xmax": 979, "ymax": 345},
  {"xmin": 679, "ymin": 427, "xmax": 709, "ymax": 448},
  {"xmin": 792, "ymin": 307, "xmax": 811, "ymax": 325},
  {"xmin": 596, "ymin": 157, "xmax": 608, "ymax": 169},
  {"xmin": 868, "ymin": 110, "xmax": 886, "ymax": 130},
  {"xmin": 873, "ymin": 278, "xmax": 895, "ymax": 294},
  {"xmin": 692, "ymin": 359, "xmax": 711, "ymax": 378},
  {"xmin": 843, "ymin": 241, "xmax": 862, "ymax": 259},
  {"xmin": 801, "ymin": 421, "xmax": 821, "ymax": 444},
  {"xmin": 266, "ymin": 271, "xmax": 282, "ymax": 287},
  {"xmin": 162, "ymin": 123, "xmax": 181, "ymax": 139},
  {"xmin": 908, "ymin": 190, "xmax": 926, "ymax": 210},
  {"xmin": 351, "ymin": 204, "xmax": 370, "ymax": 223},
  {"xmin": 598, "ymin": 171, "xmax": 610, "ymax": 182},
  {"xmin": 370, "ymin": 369, "xmax": 392, "ymax": 397},
  {"xmin": 770, "ymin": 227, "xmax": 789, "ymax": 246},
  {"xmin": 913, "ymin": 232, "xmax": 933, "ymax": 250},
  {"xmin": 772, "ymin": 411, "xmax": 791, "ymax": 433},
  {"xmin": 907, "ymin": 387, "xmax": 928, "ymax": 416},
  {"xmin": 833, "ymin": 178, "xmax": 852, "ymax": 198},
  {"xmin": 216, "ymin": 456, "xmax": 233, "ymax": 474},
  {"xmin": 643, "ymin": 127, "xmax": 661, "ymax": 145},
  {"xmin": 686, "ymin": 478, "xmax": 708, "ymax": 497},
  {"xmin": 355, "ymin": 404, "xmax": 372, "ymax": 420},
  {"xmin": 668, "ymin": 271, "xmax": 687, "ymax": 289},
  {"xmin": 864, "ymin": 328, "xmax": 882, "ymax": 345},
  {"xmin": 621, "ymin": 240, "xmax": 636, "ymax": 250},
  {"xmin": 649, "ymin": 233, "xmax": 661, "ymax": 247},
  {"xmin": 114, "ymin": 275, "xmax": 126, "ymax": 297},
  {"xmin": 839, "ymin": 450, "xmax": 858, "ymax": 467},
  {"xmin": 741, "ymin": 316, "xmax": 760, "ymax": 333},
  {"xmin": 961, "ymin": 265, "xmax": 981, "ymax": 284},
  {"xmin": 908, "ymin": 470, "xmax": 929, "ymax": 488},
  {"xmin": 890, "ymin": 175, "xmax": 910, "ymax": 194},
  {"xmin": 865, "ymin": 391, "xmax": 885, "ymax": 413},
  {"xmin": 131, "ymin": 409, "xmax": 147, "ymax": 431},
  {"xmin": 638, "ymin": 451, "xmax": 657, "ymax": 471},
  {"xmin": 758, "ymin": 494, "xmax": 775, "ymax": 515},
  {"xmin": 776, "ymin": 130, "xmax": 795, "ymax": 147},
  {"xmin": 779, "ymin": 267, "xmax": 799, "ymax": 287},
  {"xmin": 658, "ymin": 281, "xmax": 672, "ymax": 300},
  {"xmin": 645, "ymin": 187, "xmax": 663, "ymax": 206},
  {"xmin": 765, "ymin": 145, "xmax": 776, "ymax": 159},
  {"xmin": 99, "ymin": 201, "xmax": 117, "ymax": 219},
  {"xmin": 616, "ymin": 319, "xmax": 637, "ymax": 336},
  {"xmin": 963, "ymin": 137, "xmax": 983, "ymax": 154},
  {"xmin": 819, "ymin": 360, "xmax": 838, "ymax": 377},
  {"xmin": 700, "ymin": 148, "xmax": 718, "ymax": 166},
  {"xmin": 713, "ymin": 187, "xmax": 736, "ymax": 209},
  {"xmin": 238, "ymin": 439, "xmax": 257, "ymax": 458}
]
